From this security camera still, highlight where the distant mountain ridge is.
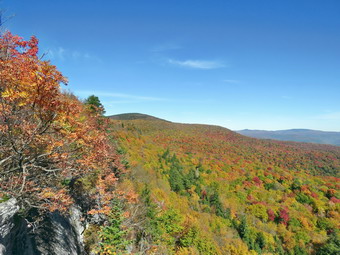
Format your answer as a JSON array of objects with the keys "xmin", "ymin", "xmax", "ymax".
[
  {"xmin": 237, "ymin": 128, "xmax": 340, "ymax": 146},
  {"xmin": 109, "ymin": 113, "xmax": 340, "ymax": 146},
  {"xmin": 108, "ymin": 113, "xmax": 169, "ymax": 122}
]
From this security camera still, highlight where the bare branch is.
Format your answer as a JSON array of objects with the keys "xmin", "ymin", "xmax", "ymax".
[
  {"xmin": 19, "ymin": 165, "xmax": 27, "ymax": 194},
  {"xmin": 0, "ymin": 155, "xmax": 12, "ymax": 166},
  {"xmin": 30, "ymin": 164, "xmax": 62, "ymax": 172}
]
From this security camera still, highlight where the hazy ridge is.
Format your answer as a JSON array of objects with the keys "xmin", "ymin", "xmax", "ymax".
[{"xmin": 237, "ymin": 129, "xmax": 340, "ymax": 146}]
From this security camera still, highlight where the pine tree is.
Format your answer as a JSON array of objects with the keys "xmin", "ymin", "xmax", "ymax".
[{"xmin": 84, "ymin": 95, "xmax": 105, "ymax": 115}]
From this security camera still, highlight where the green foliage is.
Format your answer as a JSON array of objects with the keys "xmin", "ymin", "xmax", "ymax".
[
  {"xmin": 264, "ymin": 182, "xmax": 275, "ymax": 190},
  {"xmin": 158, "ymin": 208, "xmax": 184, "ymax": 239},
  {"xmin": 293, "ymin": 245, "xmax": 308, "ymax": 255},
  {"xmin": 161, "ymin": 148, "xmax": 170, "ymax": 160},
  {"xmin": 140, "ymin": 186, "xmax": 162, "ymax": 239},
  {"xmin": 165, "ymin": 153, "xmax": 203, "ymax": 196},
  {"xmin": 60, "ymin": 178, "xmax": 72, "ymax": 187},
  {"xmin": 238, "ymin": 216, "xmax": 250, "ymax": 243},
  {"xmin": 84, "ymin": 95, "xmax": 105, "ymax": 115},
  {"xmin": 291, "ymin": 179, "xmax": 302, "ymax": 191},
  {"xmin": 0, "ymin": 193, "xmax": 10, "ymax": 203},
  {"xmin": 178, "ymin": 227, "xmax": 199, "ymax": 247},
  {"xmin": 194, "ymin": 238, "xmax": 219, "ymax": 255},
  {"xmin": 316, "ymin": 217, "xmax": 332, "ymax": 230},
  {"xmin": 256, "ymin": 232, "xmax": 266, "ymax": 250},
  {"xmin": 208, "ymin": 190, "xmax": 230, "ymax": 219},
  {"xmin": 139, "ymin": 186, "xmax": 219, "ymax": 254},
  {"xmin": 247, "ymin": 204, "xmax": 268, "ymax": 221},
  {"xmin": 294, "ymin": 231, "xmax": 311, "ymax": 244},
  {"xmin": 316, "ymin": 232, "xmax": 340, "ymax": 255},
  {"xmin": 96, "ymin": 199, "xmax": 130, "ymax": 254},
  {"xmin": 295, "ymin": 193, "xmax": 313, "ymax": 205},
  {"xmin": 289, "ymin": 218, "xmax": 302, "ymax": 232},
  {"xmin": 169, "ymin": 165, "xmax": 185, "ymax": 192},
  {"xmin": 179, "ymin": 226, "xmax": 219, "ymax": 255}
]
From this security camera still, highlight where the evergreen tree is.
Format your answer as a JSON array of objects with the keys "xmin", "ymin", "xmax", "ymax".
[
  {"xmin": 84, "ymin": 95, "xmax": 105, "ymax": 115},
  {"xmin": 316, "ymin": 232, "xmax": 340, "ymax": 255}
]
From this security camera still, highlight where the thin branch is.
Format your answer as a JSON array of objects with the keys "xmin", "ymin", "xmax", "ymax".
[
  {"xmin": 19, "ymin": 165, "xmax": 27, "ymax": 194},
  {"xmin": 30, "ymin": 164, "xmax": 62, "ymax": 172},
  {"xmin": 0, "ymin": 155, "xmax": 12, "ymax": 166},
  {"xmin": 1, "ymin": 167, "xmax": 21, "ymax": 175}
]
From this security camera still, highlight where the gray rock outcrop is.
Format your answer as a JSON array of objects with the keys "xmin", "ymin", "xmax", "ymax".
[
  {"xmin": 0, "ymin": 199, "xmax": 20, "ymax": 255},
  {"xmin": 0, "ymin": 199, "xmax": 86, "ymax": 255}
]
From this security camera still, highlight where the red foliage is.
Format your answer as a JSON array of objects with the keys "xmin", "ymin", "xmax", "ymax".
[
  {"xmin": 201, "ymin": 190, "xmax": 207, "ymax": 199},
  {"xmin": 243, "ymin": 180, "xmax": 252, "ymax": 188},
  {"xmin": 252, "ymin": 201, "xmax": 267, "ymax": 207},
  {"xmin": 311, "ymin": 192, "xmax": 318, "ymax": 198},
  {"xmin": 287, "ymin": 192, "xmax": 295, "ymax": 198},
  {"xmin": 329, "ymin": 197, "xmax": 340, "ymax": 204},
  {"xmin": 326, "ymin": 189, "xmax": 336, "ymax": 198},
  {"xmin": 300, "ymin": 185, "xmax": 310, "ymax": 193},
  {"xmin": 247, "ymin": 194, "xmax": 254, "ymax": 201},
  {"xmin": 267, "ymin": 208, "xmax": 276, "ymax": 221},
  {"xmin": 278, "ymin": 208, "xmax": 290, "ymax": 225},
  {"xmin": 252, "ymin": 176, "xmax": 262, "ymax": 186}
]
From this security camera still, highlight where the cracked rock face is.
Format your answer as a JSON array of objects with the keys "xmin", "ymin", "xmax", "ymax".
[
  {"xmin": 0, "ymin": 199, "xmax": 85, "ymax": 255},
  {"xmin": 0, "ymin": 199, "xmax": 20, "ymax": 255}
]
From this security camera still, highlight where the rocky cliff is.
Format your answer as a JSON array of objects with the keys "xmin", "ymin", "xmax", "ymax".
[{"xmin": 0, "ymin": 199, "xmax": 86, "ymax": 255}]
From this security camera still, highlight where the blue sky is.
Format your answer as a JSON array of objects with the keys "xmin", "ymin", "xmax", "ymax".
[{"xmin": 2, "ymin": 0, "xmax": 340, "ymax": 131}]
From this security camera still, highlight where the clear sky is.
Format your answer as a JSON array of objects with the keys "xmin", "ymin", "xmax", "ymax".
[{"xmin": 2, "ymin": 0, "xmax": 340, "ymax": 131}]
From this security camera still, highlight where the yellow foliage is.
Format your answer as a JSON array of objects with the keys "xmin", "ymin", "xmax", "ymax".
[
  {"xmin": 223, "ymin": 239, "xmax": 253, "ymax": 255},
  {"xmin": 247, "ymin": 204, "xmax": 268, "ymax": 221},
  {"xmin": 176, "ymin": 247, "xmax": 199, "ymax": 255}
]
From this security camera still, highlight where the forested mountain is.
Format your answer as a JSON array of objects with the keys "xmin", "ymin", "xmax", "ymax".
[
  {"xmin": 108, "ymin": 113, "xmax": 168, "ymax": 121},
  {"xmin": 108, "ymin": 117, "xmax": 340, "ymax": 254},
  {"xmin": 237, "ymin": 129, "xmax": 340, "ymax": 147}
]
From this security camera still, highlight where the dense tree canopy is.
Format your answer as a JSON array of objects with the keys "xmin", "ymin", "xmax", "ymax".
[
  {"xmin": 110, "ymin": 119, "xmax": 340, "ymax": 254},
  {"xmin": 0, "ymin": 32, "xmax": 122, "ymax": 215}
]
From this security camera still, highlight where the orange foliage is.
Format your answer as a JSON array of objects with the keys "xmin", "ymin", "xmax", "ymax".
[{"xmin": 0, "ymin": 32, "xmax": 123, "ymax": 214}]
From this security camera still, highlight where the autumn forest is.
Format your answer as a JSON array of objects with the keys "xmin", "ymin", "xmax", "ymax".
[{"xmin": 0, "ymin": 28, "xmax": 340, "ymax": 255}]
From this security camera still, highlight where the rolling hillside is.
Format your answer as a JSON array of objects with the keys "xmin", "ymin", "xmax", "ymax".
[
  {"xmin": 108, "ymin": 113, "xmax": 169, "ymax": 122},
  {"xmin": 109, "ymin": 115, "xmax": 340, "ymax": 254}
]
